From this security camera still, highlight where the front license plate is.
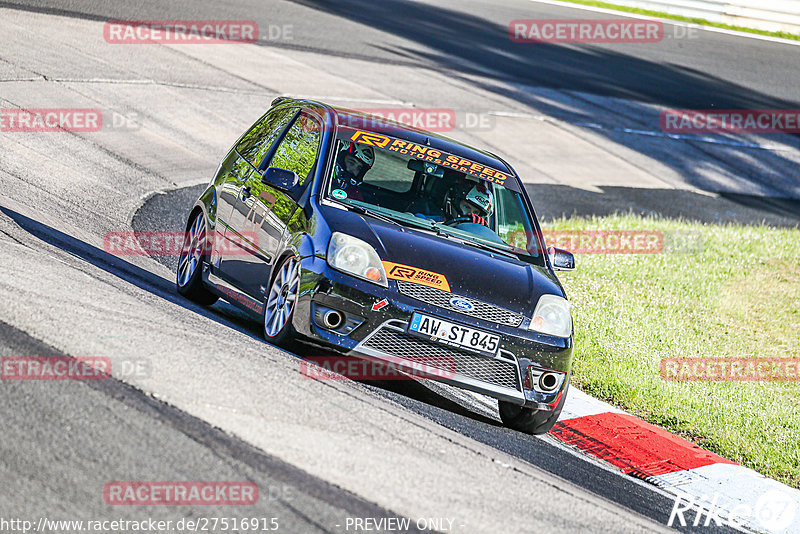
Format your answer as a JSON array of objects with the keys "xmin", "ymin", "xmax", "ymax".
[{"xmin": 408, "ymin": 312, "xmax": 500, "ymax": 356}]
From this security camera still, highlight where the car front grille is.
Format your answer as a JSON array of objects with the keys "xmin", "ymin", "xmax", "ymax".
[
  {"xmin": 359, "ymin": 324, "xmax": 521, "ymax": 392},
  {"xmin": 395, "ymin": 280, "xmax": 525, "ymax": 328}
]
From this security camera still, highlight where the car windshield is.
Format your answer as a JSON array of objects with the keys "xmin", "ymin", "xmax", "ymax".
[{"xmin": 323, "ymin": 133, "xmax": 545, "ymax": 264}]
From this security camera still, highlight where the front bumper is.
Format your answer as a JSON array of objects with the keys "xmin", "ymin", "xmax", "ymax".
[{"xmin": 293, "ymin": 256, "xmax": 573, "ymax": 410}]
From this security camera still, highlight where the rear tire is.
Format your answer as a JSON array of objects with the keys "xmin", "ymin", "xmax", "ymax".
[
  {"xmin": 499, "ymin": 379, "xmax": 570, "ymax": 435},
  {"xmin": 176, "ymin": 211, "xmax": 218, "ymax": 306}
]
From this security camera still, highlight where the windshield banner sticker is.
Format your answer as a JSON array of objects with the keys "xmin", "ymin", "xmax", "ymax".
[
  {"xmin": 349, "ymin": 130, "xmax": 392, "ymax": 148},
  {"xmin": 383, "ymin": 261, "xmax": 451, "ymax": 292},
  {"xmin": 350, "ymin": 130, "xmax": 512, "ymax": 188}
]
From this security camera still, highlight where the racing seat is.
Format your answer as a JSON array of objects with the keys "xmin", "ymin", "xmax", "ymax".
[{"xmin": 404, "ymin": 173, "xmax": 452, "ymax": 218}]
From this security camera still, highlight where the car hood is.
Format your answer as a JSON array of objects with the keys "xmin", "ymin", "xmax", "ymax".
[{"xmin": 322, "ymin": 205, "xmax": 564, "ymax": 317}]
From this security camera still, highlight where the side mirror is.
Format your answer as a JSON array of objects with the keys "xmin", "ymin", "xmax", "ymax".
[
  {"xmin": 261, "ymin": 167, "xmax": 299, "ymax": 192},
  {"xmin": 548, "ymin": 246, "xmax": 575, "ymax": 271}
]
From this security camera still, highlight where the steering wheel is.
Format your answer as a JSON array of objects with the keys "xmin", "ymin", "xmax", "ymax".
[{"xmin": 443, "ymin": 216, "xmax": 473, "ymax": 226}]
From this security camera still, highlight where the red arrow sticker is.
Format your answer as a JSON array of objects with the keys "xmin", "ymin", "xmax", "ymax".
[{"xmin": 372, "ymin": 299, "xmax": 389, "ymax": 312}]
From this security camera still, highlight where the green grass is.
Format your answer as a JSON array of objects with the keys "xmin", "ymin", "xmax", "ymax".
[
  {"xmin": 546, "ymin": 215, "xmax": 800, "ymax": 487},
  {"xmin": 554, "ymin": 0, "xmax": 800, "ymax": 41}
]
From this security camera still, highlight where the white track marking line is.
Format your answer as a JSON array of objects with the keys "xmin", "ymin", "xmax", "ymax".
[
  {"xmin": 527, "ymin": 0, "xmax": 800, "ymax": 47},
  {"xmin": 488, "ymin": 111, "xmax": 795, "ymax": 151},
  {"xmin": 0, "ymin": 78, "xmax": 411, "ymax": 105}
]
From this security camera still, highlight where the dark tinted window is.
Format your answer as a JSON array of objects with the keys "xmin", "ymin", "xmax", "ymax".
[
  {"xmin": 236, "ymin": 107, "xmax": 295, "ymax": 167},
  {"xmin": 267, "ymin": 113, "xmax": 321, "ymax": 185}
]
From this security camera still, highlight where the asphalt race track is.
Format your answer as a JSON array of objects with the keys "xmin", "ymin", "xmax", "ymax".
[{"xmin": 2, "ymin": 1, "xmax": 799, "ymax": 533}]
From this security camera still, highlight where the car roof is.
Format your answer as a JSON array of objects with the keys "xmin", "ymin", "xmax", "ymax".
[{"xmin": 272, "ymin": 97, "xmax": 519, "ymax": 183}]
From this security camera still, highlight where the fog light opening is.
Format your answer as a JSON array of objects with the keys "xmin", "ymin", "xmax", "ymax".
[
  {"xmin": 538, "ymin": 372, "xmax": 559, "ymax": 393},
  {"xmin": 322, "ymin": 310, "xmax": 344, "ymax": 330}
]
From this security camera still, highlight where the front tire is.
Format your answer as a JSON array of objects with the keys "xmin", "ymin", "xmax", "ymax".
[
  {"xmin": 499, "ymin": 379, "xmax": 570, "ymax": 435},
  {"xmin": 176, "ymin": 211, "xmax": 218, "ymax": 306},
  {"xmin": 263, "ymin": 255, "xmax": 300, "ymax": 347}
]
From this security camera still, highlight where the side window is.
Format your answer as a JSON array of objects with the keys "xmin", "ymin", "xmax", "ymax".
[
  {"xmin": 236, "ymin": 107, "xmax": 295, "ymax": 167},
  {"xmin": 496, "ymin": 187, "xmax": 538, "ymax": 255},
  {"xmin": 267, "ymin": 113, "xmax": 321, "ymax": 185}
]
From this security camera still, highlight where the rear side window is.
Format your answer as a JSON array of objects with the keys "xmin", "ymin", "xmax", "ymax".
[
  {"xmin": 266, "ymin": 113, "xmax": 321, "ymax": 185},
  {"xmin": 236, "ymin": 107, "xmax": 295, "ymax": 167}
]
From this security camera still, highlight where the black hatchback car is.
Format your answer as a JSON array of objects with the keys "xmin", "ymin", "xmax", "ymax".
[{"xmin": 177, "ymin": 97, "xmax": 576, "ymax": 434}]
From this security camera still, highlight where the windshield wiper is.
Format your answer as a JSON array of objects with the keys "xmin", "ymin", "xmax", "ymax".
[
  {"xmin": 463, "ymin": 239, "xmax": 520, "ymax": 259},
  {"xmin": 429, "ymin": 223, "xmax": 520, "ymax": 259},
  {"xmin": 346, "ymin": 205, "xmax": 404, "ymax": 229}
]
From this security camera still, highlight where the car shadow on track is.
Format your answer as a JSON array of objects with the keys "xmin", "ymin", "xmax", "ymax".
[{"xmin": 354, "ymin": 376, "xmax": 501, "ymax": 425}]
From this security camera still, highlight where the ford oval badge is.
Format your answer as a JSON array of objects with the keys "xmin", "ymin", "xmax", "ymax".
[{"xmin": 449, "ymin": 297, "xmax": 474, "ymax": 312}]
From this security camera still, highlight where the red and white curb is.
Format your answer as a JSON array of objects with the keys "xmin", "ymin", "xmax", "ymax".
[{"xmin": 554, "ymin": 389, "xmax": 800, "ymax": 533}]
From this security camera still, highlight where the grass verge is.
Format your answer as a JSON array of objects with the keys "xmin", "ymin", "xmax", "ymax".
[
  {"xmin": 551, "ymin": 0, "xmax": 800, "ymax": 42},
  {"xmin": 546, "ymin": 214, "xmax": 800, "ymax": 487}
]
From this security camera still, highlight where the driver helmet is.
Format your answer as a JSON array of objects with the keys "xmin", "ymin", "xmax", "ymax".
[
  {"xmin": 463, "ymin": 183, "xmax": 494, "ymax": 217},
  {"xmin": 334, "ymin": 141, "xmax": 375, "ymax": 188},
  {"xmin": 447, "ymin": 181, "xmax": 493, "ymax": 224}
]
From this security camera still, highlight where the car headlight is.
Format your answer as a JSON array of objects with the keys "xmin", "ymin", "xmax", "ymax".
[
  {"xmin": 327, "ymin": 233, "xmax": 387, "ymax": 287},
  {"xmin": 529, "ymin": 294, "xmax": 572, "ymax": 337}
]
